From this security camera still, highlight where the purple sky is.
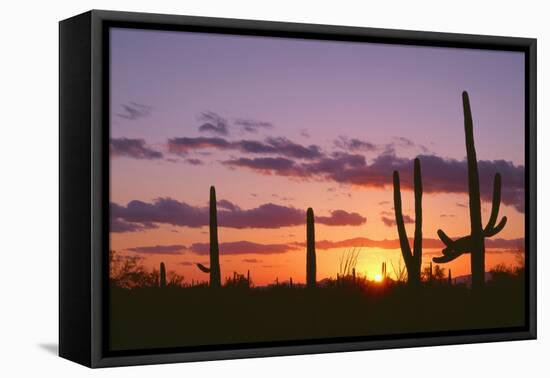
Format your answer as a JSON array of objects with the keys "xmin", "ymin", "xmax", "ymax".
[{"xmin": 110, "ymin": 28, "xmax": 524, "ymax": 162}]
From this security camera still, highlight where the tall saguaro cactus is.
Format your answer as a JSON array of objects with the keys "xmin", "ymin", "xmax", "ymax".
[
  {"xmin": 196, "ymin": 186, "xmax": 222, "ymax": 288},
  {"xmin": 432, "ymin": 92, "xmax": 507, "ymax": 289},
  {"xmin": 160, "ymin": 262, "xmax": 166, "ymax": 288},
  {"xmin": 393, "ymin": 158, "xmax": 423, "ymax": 286},
  {"xmin": 306, "ymin": 207, "xmax": 317, "ymax": 289}
]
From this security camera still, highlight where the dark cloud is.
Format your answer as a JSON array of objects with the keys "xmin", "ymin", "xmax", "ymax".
[
  {"xmin": 381, "ymin": 214, "xmax": 414, "ymax": 227},
  {"xmin": 126, "ymin": 244, "xmax": 187, "ymax": 255},
  {"xmin": 334, "ymin": 136, "xmax": 377, "ymax": 152},
  {"xmin": 110, "ymin": 138, "xmax": 163, "ymax": 160},
  {"xmin": 219, "ymin": 203, "xmax": 304, "ymax": 229},
  {"xmin": 223, "ymin": 157, "xmax": 307, "ymax": 177},
  {"xmin": 222, "ymin": 151, "xmax": 525, "ymax": 212},
  {"xmin": 235, "ymin": 118, "xmax": 273, "ymax": 133},
  {"xmin": 198, "ymin": 111, "xmax": 229, "ymax": 136},
  {"xmin": 110, "ymin": 198, "xmax": 365, "ymax": 231},
  {"xmin": 265, "ymin": 137, "xmax": 323, "ymax": 159},
  {"xmin": 190, "ymin": 241, "xmax": 298, "ymax": 255},
  {"xmin": 217, "ymin": 199, "xmax": 240, "ymax": 211},
  {"xmin": 185, "ymin": 158, "xmax": 204, "ymax": 165},
  {"xmin": 167, "ymin": 136, "xmax": 323, "ymax": 160},
  {"xmin": 117, "ymin": 102, "xmax": 151, "ymax": 120},
  {"xmin": 110, "ymin": 217, "xmax": 157, "ymax": 233},
  {"xmin": 168, "ymin": 137, "xmax": 232, "ymax": 155},
  {"xmin": 316, "ymin": 210, "xmax": 366, "ymax": 226}
]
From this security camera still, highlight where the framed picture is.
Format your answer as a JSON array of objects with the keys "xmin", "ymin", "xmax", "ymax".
[{"xmin": 59, "ymin": 10, "xmax": 537, "ymax": 368}]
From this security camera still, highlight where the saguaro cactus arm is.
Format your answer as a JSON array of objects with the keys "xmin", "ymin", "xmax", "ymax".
[
  {"xmin": 433, "ymin": 172, "xmax": 507, "ymax": 263},
  {"xmin": 393, "ymin": 170, "xmax": 413, "ymax": 268},
  {"xmin": 483, "ymin": 173, "xmax": 508, "ymax": 236},
  {"xmin": 196, "ymin": 263, "xmax": 211, "ymax": 273}
]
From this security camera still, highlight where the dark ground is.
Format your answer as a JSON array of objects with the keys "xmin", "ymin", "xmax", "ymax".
[{"xmin": 109, "ymin": 278, "xmax": 525, "ymax": 351}]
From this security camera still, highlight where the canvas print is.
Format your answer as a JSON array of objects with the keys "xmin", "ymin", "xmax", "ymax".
[{"xmin": 108, "ymin": 28, "xmax": 526, "ymax": 352}]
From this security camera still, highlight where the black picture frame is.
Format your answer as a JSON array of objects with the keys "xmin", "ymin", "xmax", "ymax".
[{"xmin": 59, "ymin": 9, "xmax": 537, "ymax": 368}]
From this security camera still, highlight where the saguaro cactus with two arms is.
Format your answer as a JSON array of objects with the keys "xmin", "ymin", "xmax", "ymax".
[
  {"xmin": 432, "ymin": 92, "xmax": 507, "ymax": 289},
  {"xmin": 393, "ymin": 158, "xmax": 423, "ymax": 286}
]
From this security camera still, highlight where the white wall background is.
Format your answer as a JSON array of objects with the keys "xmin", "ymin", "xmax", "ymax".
[{"xmin": 0, "ymin": 0, "xmax": 547, "ymax": 376}]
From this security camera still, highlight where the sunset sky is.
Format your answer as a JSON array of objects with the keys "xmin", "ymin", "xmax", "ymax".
[{"xmin": 109, "ymin": 27, "xmax": 525, "ymax": 285}]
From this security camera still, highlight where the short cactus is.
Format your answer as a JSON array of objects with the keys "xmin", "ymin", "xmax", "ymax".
[
  {"xmin": 160, "ymin": 262, "xmax": 166, "ymax": 288},
  {"xmin": 306, "ymin": 207, "xmax": 317, "ymax": 289},
  {"xmin": 196, "ymin": 186, "xmax": 222, "ymax": 288}
]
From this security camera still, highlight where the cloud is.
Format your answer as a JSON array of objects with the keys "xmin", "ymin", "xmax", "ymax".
[
  {"xmin": 222, "ymin": 151, "xmax": 525, "ymax": 212},
  {"xmin": 110, "ymin": 138, "xmax": 163, "ymax": 160},
  {"xmin": 167, "ymin": 136, "xmax": 323, "ymax": 160},
  {"xmin": 198, "ymin": 111, "xmax": 229, "ymax": 136},
  {"xmin": 110, "ymin": 218, "xmax": 157, "ymax": 233},
  {"xmin": 149, "ymin": 237, "xmax": 525, "ymax": 258},
  {"xmin": 380, "ymin": 214, "xmax": 414, "ymax": 227},
  {"xmin": 242, "ymin": 258, "xmax": 262, "ymax": 263},
  {"xmin": 217, "ymin": 199, "xmax": 240, "ymax": 211},
  {"xmin": 168, "ymin": 137, "xmax": 232, "ymax": 155},
  {"xmin": 110, "ymin": 198, "xmax": 365, "ymax": 231},
  {"xmin": 300, "ymin": 129, "xmax": 310, "ymax": 138},
  {"xmin": 117, "ymin": 102, "xmax": 151, "ymax": 120},
  {"xmin": 185, "ymin": 158, "xmax": 203, "ymax": 165},
  {"xmin": 235, "ymin": 118, "xmax": 273, "ymax": 133},
  {"xmin": 293, "ymin": 236, "xmax": 524, "ymax": 251},
  {"xmin": 334, "ymin": 136, "xmax": 377, "ymax": 152},
  {"xmin": 223, "ymin": 157, "xmax": 307, "ymax": 177},
  {"xmin": 179, "ymin": 261, "xmax": 194, "ymax": 266},
  {"xmin": 316, "ymin": 210, "xmax": 366, "ymax": 226},
  {"xmin": 126, "ymin": 244, "xmax": 187, "ymax": 255},
  {"xmin": 190, "ymin": 241, "xmax": 298, "ymax": 255}
]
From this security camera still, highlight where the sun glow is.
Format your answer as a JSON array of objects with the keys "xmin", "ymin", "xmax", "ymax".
[{"xmin": 374, "ymin": 274, "xmax": 383, "ymax": 283}]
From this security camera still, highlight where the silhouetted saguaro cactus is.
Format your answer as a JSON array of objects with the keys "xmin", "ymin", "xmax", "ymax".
[
  {"xmin": 247, "ymin": 270, "xmax": 250, "ymax": 288},
  {"xmin": 196, "ymin": 186, "xmax": 222, "ymax": 288},
  {"xmin": 290, "ymin": 277, "xmax": 293, "ymax": 288},
  {"xmin": 393, "ymin": 158, "xmax": 423, "ymax": 286},
  {"xmin": 381, "ymin": 262, "xmax": 387, "ymax": 280},
  {"xmin": 160, "ymin": 262, "xmax": 166, "ymax": 288},
  {"xmin": 306, "ymin": 207, "xmax": 317, "ymax": 289},
  {"xmin": 433, "ymin": 92, "xmax": 507, "ymax": 289},
  {"xmin": 448, "ymin": 269, "xmax": 452, "ymax": 286}
]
